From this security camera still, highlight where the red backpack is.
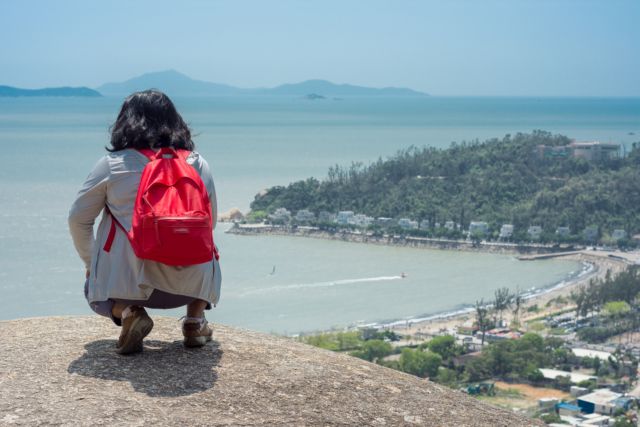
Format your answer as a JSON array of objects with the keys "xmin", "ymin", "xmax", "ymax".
[{"xmin": 103, "ymin": 147, "xmax": 218, "ymax": 265}]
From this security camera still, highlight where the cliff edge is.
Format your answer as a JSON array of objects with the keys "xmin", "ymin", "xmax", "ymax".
[{"xmin": 0, "ymin": 316, "xmax": 539, "ymax": 426}]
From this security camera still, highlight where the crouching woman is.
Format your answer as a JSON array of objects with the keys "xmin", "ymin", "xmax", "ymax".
[{"xmin": 68, "ymin": 90, "xmax": 221, "ymax": 354}]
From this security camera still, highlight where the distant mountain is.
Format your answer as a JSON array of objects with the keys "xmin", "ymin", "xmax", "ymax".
[
  {"xmin": 97, "ymin": 70, "xmax": 246, "ymax": 97},
  {"xmin": 97, "ymin": 70, "xmax": 428, "ymax": 98},
  {"xmin": 0, "ymin": 85, "xmax": 101, "ymax": 97},
  {"xmin": 269, "ymin": 79, "xmax": 427, "ymax": 97}
]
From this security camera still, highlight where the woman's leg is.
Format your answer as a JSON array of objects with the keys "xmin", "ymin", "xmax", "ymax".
[
  {"xmin": 111, "ymin": 301, "xmax": 129, "ymax": 319},
  {"xmin": 186, "ymin": 299, "xmax": 208, "ymax": 318},
  {"xmin": 183, "ymin": 299, "xmax": 212, "ymax": 347}
]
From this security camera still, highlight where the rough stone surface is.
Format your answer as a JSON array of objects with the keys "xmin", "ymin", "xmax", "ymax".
[{"xmin": 0, "ymin": 316, "xmax": 540, "ymax": 426}]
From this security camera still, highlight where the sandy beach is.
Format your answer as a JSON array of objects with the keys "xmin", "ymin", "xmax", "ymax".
[
  {"xmin": 229, "ymin": 224, "xmax": 640, "ymax": 337},
  {"xmin": 384, "ymin": 250, "xmax": 638, "ymax": 338}
]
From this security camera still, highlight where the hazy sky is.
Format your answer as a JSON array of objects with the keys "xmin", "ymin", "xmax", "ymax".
[{"xmin": 2, "ymin": 0, "xmax": 639, "ymax": 96}]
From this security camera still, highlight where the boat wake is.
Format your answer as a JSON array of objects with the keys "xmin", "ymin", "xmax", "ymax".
[{"xmin": 240, "ymin": 275, "xmax": 404, "ymax": 296}]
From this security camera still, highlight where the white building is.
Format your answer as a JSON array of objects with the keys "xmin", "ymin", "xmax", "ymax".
[
  {"xmin": 398, "ymin": 218, "xmax": 418, "ymax": 229},
  {"xmin": 295, "ymin": 209, "xmax": 316, "ymax": 223},
  {"xmin": 318, "ymin": 211, "xmax": 335, "ymax": 223},
  {"xmin": 336, "ymin": 211, "xmax": 354, "ymax": 225},
  {"xmin": 570, "ymin": 141, "xmax": 621, "ymax": 161},
  {"xmin": 444, "ymin": 221, "xmax": 456, "ymax": 231},
  {"xmin": 350, "ymin": 214, "xmax": 373, "ymax": 227},
  {"xmin": 528, "ymin": 225, "xmax": 542, "ymax": 240},
  {"xmin": 468, "ymin": 221, "xmax": 488, "ymax": 235},
  {"xmin": 419, "ymin": 220, "xmax": 430, "ymax": 230},
  {"xmin": 556, "ymin": 226, "xmax": 571, "ymax": 237},
  {"xmin": 538, "ymin": 368, "xmax": 596, "ymax": 385},
  {"xmin": 499, "ymin": 224, "xmax": 514, "ymax": 239}
]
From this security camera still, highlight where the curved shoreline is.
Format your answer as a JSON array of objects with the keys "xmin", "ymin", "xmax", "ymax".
[
  {"xmin": 370, "ymin": 260, "xmax": 597, "ymax": 331},
  {"xmin": 381, "ymin": 252, "xmax": 633, "ymax": 337},
  {"xmin": 226, "ymin": 223, "xmax": 638, "ymax": 335}
]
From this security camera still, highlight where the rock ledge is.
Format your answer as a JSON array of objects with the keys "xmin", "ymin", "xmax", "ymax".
[{"xmin": 0, "ymin": 316, "xmax": 539, "ymax": 426}]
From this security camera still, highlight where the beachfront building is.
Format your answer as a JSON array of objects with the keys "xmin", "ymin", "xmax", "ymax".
[
  {"xmin": 536, "ymin": 141, "xmax": 621, "ymax": 161},
  {"xmin": 419, "ymin": 220, "xmax": 430, "ymax": 230},
  {"xmin": 584, "ymin": 226, "xmax": 599, "ymax": 242},
  {"xmin": 570, "ymin": 141, "xmax": 621, "ymax": 161},
  {"xmin": 269, "ymin": 208, "xmax": 291, "ymax": 224},
  {"xmin": 468, "ymin": 221, "xmax": 489, "ymax": 236},
  {"xmin": 527, "ymin": 225, "xmax": 542, "ymax": 240},
  {"xmin": 351, "ymin": 214, "xmax": 373, "ymax": 228},
  {"xmin": 444, "ymin": 221, "xmax": 456, "ymax": 231},
  {"xmin": 336, "ymin": 211, "xmax": 354, "ymax": 225},
  {"xmin": 576, "ymin": 389, "xmax": 624, "ymax": 415},
  {"xmin": 295, "ymin": 209, "xmax": 316, "ymax": 223},
  {"xmin": 398, "ymin": 218, "xmax": 418, "ymax": 230},
  {"xmin": 318, "ymin": 211, "xmax": 336, "ymax": 223},
  {"xmin": 611, "ymin": 229, "xmax": 627, "ymax": 241},
  {"xmin": 375, "ymin": 217, "xmax": 393, "ymax": 227},
  {"xmin": 556, "ymin": 226, "xmax": 571, "ymax": 237},
  {"xmin": 499, "ymin": 224, "xmax": 514, "ymax": 240}
]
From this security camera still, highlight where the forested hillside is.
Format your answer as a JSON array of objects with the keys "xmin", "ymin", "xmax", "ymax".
[{"xmin": 250, "ymin": 131, "xmax": 640, "ymax": 242}]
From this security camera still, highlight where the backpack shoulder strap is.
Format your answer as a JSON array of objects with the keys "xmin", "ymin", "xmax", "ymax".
[
  {"xmin": 177, "ymin": 149, "xmax": 193, "ymax": 162},
  {"xmin": 137, "ymin": 148, "xmax": 156, "ymax": 160},
  {"xmin": 103, "ymin": 207, "xmax": 127, "ymax": 253}
]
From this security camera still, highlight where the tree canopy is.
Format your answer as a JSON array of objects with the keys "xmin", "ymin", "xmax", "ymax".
[{"xmin": 250, "ymin": 131, "xmax": 640, "ymax": 242}]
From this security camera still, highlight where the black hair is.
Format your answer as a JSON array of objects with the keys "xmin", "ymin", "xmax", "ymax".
[{"xmin": 107, "ymin": 90, "xmax": 194, "ymax": 152}]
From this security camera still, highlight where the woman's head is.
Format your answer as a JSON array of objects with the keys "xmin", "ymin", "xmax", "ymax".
[{"xmin": 108, "ymin": 90, "xmax": 194, "ymax": 152}]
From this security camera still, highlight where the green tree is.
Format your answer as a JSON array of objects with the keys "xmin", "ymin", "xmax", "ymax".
[
  {"xmin": 250, "ymin": 133, "xmax": 640, "ymax": 246},
  {"xmin": 475, "ymin": 299, "xmax": 493, "ymax": 345},
  {"xmin": 603, "ymin": 301, "xmax": 631, "ymax": 317},
  {"xmin": 427, "ymin": 335, "xmax": 458, "ymax": 361},
  {"xmin": 336, "ymin": 332, "xmax": 363, "ymax": 351},
  {"xmin": 350, "ymin": 339, "xmax": 393, "ymax": 362},
  {"xmin": 511, "ymin": 288, "xmax": 524, "ymax": 328},
  {"xmin": 493, "ymin": 287, "xmax": 513, "ymax": 324},
  {"xmin": 464, "ymin": 357, "xmax": 491, "ymax": 382},
  {"xmin": 399, "ymin": 349, "xmax": 442, "ymax": 378},
  {"xmin": 434, "ymin": 368, "xmax": 458, "ymax": 386}
]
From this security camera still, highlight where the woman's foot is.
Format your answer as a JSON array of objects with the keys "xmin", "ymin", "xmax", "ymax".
[
  {"xmin": 182, "ymin": 316, "xmax": 212, "ymax": 348},
  {"xmin": 116, "ymin": 306, "xmax": 154, "ymax": 355}
]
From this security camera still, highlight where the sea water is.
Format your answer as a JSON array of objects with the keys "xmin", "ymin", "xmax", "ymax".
[{"xmin": 0, "ymin": 96, "xmax": 637, "ymax": 333}]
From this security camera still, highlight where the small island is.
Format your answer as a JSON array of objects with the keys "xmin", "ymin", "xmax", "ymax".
[
  {"xmin": 304, "ymin": 93, "xmax": 326, "ymax": 100},
  {"xmin": 0, "ymin": 85, "xmax": 102, "ymax": 97}
]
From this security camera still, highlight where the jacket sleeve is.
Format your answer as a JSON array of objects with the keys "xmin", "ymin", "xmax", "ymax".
[
  {"xmin": 198, "ymin": 156, "xmax": 218, "ymax": 230},
  {"xmin": 68, "ymin": 156, "xmax": 110, "ymax": 269}
]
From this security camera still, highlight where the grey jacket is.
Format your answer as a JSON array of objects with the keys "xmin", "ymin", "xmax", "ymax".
[{"xmin": 68, "ymin": 149, "xmax": 222, "ymax": 306}]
